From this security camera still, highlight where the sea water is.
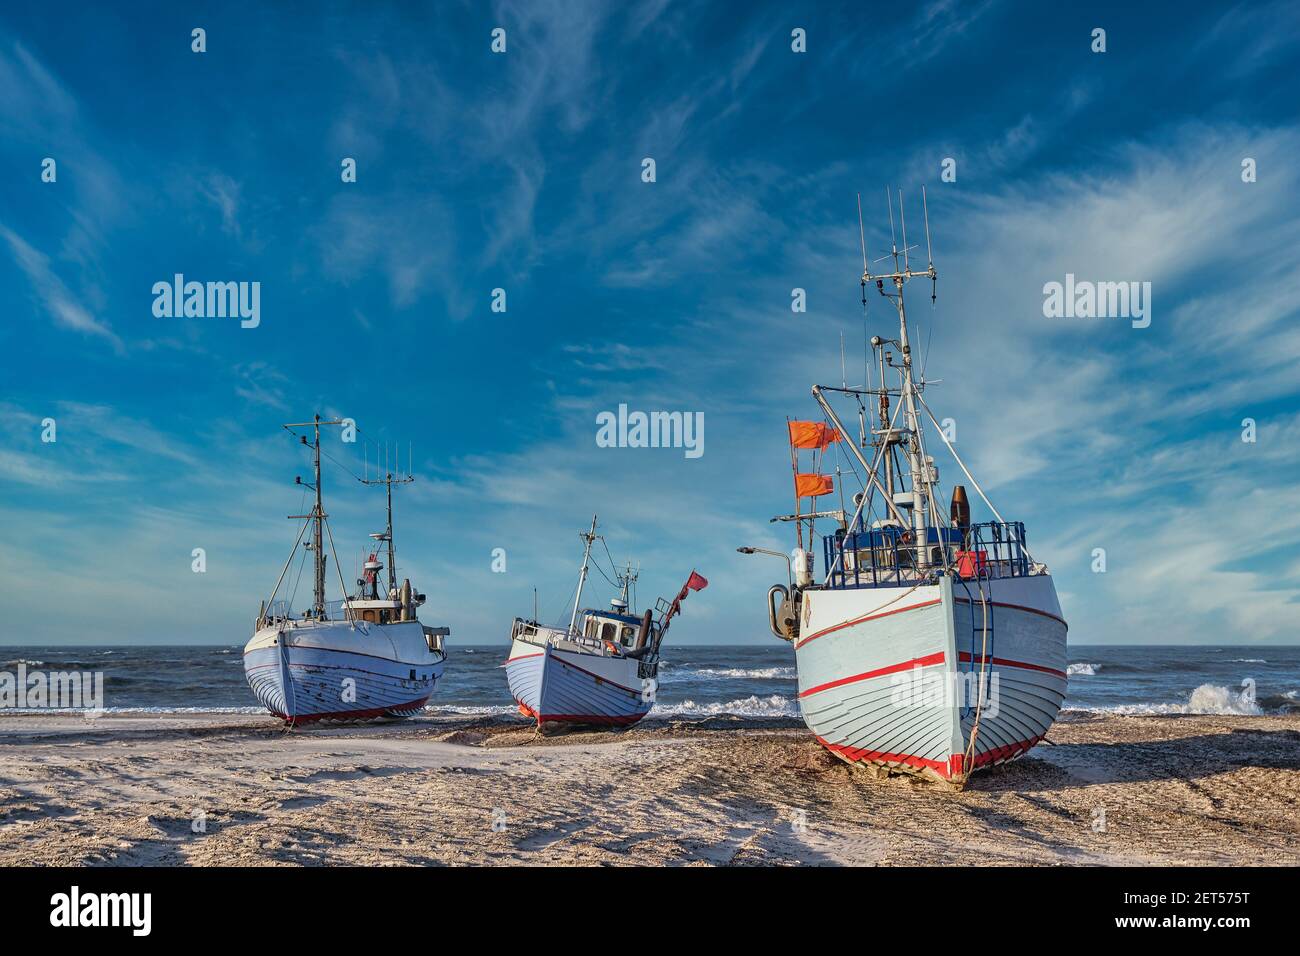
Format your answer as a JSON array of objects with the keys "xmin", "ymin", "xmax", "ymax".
[{"xmin": 1, "ymin": 644, "xmax": 1296, "ymax": 717}]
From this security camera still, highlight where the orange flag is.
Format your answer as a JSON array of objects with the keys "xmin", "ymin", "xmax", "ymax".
[
  {"xmin": 788, "ymin": 421, "xmax": 840, "ymax": 449},
  {"xmin": 795, "ymin": 473, "xmax": 834, "ymax": 497}
]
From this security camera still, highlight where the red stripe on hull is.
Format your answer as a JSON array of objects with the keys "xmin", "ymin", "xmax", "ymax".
[
  {"xmin": 816, "ymin": 735, "xmax": 951, "ymax": 777},
  {"xmin": 957, "ymin": 652, "xmax": 1067, "ymax": 679},
  {"xmin": 953, "ymin": 597, "xmax": 1068, "ymax": 630},
  {"xmin": 795, "ymin": 598, "xmax": 942, "ymax": 649},
  {"xmin": 548, "ymin": 653, "xmax": 641, "ymax": 696},
  {"xmin": 514, "ymin": 698, "xmax": 644, "ymax": 728},
  {"xmin": 245, "ymin": 645, "xmax": 445, "ymax": 667},
  {"xmin": 798, "ymin": 651, "xmax": 947, "ymax": 699},
  {"xmin": 538, "ymin": 713, "xmax": 645, "ymax": 726},
  {"xmin": 270, "ymin": 694, "xmax": 430, "ymax": 725},
  {"xmin": 969, "ymin": 733, "xmax": 1046, "ymax": 768},
  {"xmin": 817, "ymin": 732, "xmax": 1047, "ymax": 780}
]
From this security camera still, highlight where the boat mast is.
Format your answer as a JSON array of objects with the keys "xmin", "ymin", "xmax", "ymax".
[
  {"xmin": 874, "ymin": 339, "xmax": 896, "ymax": 498},
  {"xmin": 617, "ymin": 562, "xmax": 639, "ymax": 611},
  {"xmin": 864, "ymin": 189, "xmax": 938, "ymax": 568},
  {"xmin": 568, "ymin": 515, "xmax": 599, "ymax": 639},
  {"xmin": 360, "ymin": 451, "xmax": 414, "ymax": 598},
  {"xmin": 312, "ymin": 417, "xmax": 325, "ymax": 615},
  {"xmin": 385, "ymin": 478, "xmax": 395, "ymax": 594},
  {"xmin": 284, "ymin": 415, "xmax": 346, "ymax": 619}
]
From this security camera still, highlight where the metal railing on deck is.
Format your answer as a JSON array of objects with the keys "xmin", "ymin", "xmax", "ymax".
[
  {"xmin": 963, "ymin": 521, "xmax": 1031, "ymax": 579},
  {"xmin": 263, "ymin": 598, "xmax": 350, "ymax": 623},
  {"xmin": 822, "ymin": 520, "xmax": 1033, "ymax": 589}
]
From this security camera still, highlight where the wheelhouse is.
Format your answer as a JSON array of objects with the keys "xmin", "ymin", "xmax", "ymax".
[{"xmin": 581, "ymin": 609, "xmax": 654, "ymax": 650}]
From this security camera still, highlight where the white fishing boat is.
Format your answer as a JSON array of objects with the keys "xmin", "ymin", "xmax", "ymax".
[
  {"xmin": 505, "ymin": 516, "xmax": 706, "ymax": 734},
  {"xmin": 243, "ymin": 416, "xmax": 448, "ymax": 725},
  {"xmin": 743, "ymin": 192, "xmax": 1067, "ymax": 788}
]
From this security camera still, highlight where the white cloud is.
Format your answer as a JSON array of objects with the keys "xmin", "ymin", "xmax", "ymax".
[{"xmin": 0, "ymin": 226, "xmax": 124, "ymax": 352}]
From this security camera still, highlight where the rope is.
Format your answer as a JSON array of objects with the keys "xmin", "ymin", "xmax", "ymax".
[
  {"xmin": 960, "ymin": 571, "xmax": 992, "ymax": 784},
  {"xmin": 279, "ymin": 628, "xmax": 297, "ymax": 733},
  {"xmin": 822, "ymin": 396, "xmax": 906, "ymax": 585},
  {"xmin": 914, "ymin": 390, "xmax": 1037, "ymax": 565},
  {"xmin": 592, "ymin": 537, "xmax": 625, "ymax": 591},
  {"xmin": 909, "ymin": 407, "xmax": 950, "ymax": 573},
  {"xmin": 320, "ymin": 445, "xmax": 364, "ymax": 482},
  {"xmin": 806, "ymin": 579, "xmax": 925, "ymax": 644},
  {"xmin": 286, "ymin": 538, "xmax": 309, "ymax": 611},
  {"xmin": 321, "ymin": 515, "xmax": 355, "ymax": 624},
  {"xmin": 553, "ymin": 578, "xmax": 580, "ymax": 629}
]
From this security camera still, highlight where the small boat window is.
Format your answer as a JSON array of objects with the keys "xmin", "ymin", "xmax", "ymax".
[
  {"xmin": 600, "ymin": 622, "xmax": 617, "ymax": 642},
  {"xmin": 621, "ymin": 626, "xmax": 635, "ymax": 645}
]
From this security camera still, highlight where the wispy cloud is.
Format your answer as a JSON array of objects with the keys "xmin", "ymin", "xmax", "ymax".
[
  {"xmin": 198, "ymin": 173, "xmax": 243, "ymax": 239},
  {"xmin": 1, "ymin": 3, "xmax": 1297, "ymax": 648},
  {"xmin": 0, "ymin": 226, "xmax": 123, "ymax": 352}
]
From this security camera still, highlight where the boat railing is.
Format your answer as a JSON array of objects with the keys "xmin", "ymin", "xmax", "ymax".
[
  {"xmin": 822, "ymin": 520, "xmax": 1035, "ymax": 589},
  {"xmin": 511, "ymin": 618, "xmax": 542, "ymax": 642},
  {"xmin": 263, "ymin": 598, "xmax": 351, "ymax": 624},
  {"xmin": 511, "ymin": 617, "xmax": 602, "ymax": 651},
  {"xmin": 961, "ymin": 521, "xmax": 1032, "ymax": 579}
]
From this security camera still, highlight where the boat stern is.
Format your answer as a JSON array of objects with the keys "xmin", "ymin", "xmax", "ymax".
[
  {"xmin": 505, "ymin": 623, "xmax": 653, "ymax": 733},
  {"xmin": 505, "ymin": 630, "xmax": 548, "ymax": 722},
  {"xmin": 792, "ymin": 570, "xmax": 1067, "ymax": 786},
  {"xmin": 243, "ymin": 621, "xmax": 443, "ymax": 725}
]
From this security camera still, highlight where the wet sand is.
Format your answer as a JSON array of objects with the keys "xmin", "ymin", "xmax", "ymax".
[{"xmin": 1, "ymin": 711, "xmax": 1297, "ymax": 866}]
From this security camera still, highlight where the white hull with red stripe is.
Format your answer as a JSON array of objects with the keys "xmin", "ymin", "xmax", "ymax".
[
  {"xmin": 794, "ymin": 572, "xmax": 1067, "ymax": 784},
  {"xmin": 244, "ymin": 619, "xmax": 446, "ymax": 724},
  {"xmin": 506, "ymin": 633, "xmax": 653, "ymax": 733}
]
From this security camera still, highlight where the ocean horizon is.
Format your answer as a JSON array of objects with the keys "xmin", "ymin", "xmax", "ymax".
[{"xmin": 5, "ymin": 644, "xmax": 1297, "ymax": 719}]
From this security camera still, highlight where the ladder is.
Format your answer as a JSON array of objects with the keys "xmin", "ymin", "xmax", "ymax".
[{"xmin": 958, "ymin": 565, "xmax": 996, "ymax": 720}]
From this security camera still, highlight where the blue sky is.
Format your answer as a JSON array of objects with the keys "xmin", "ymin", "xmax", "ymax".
[{"xmin": 1, "ymin": 0, "xmax": 1298, "ymax": 646}]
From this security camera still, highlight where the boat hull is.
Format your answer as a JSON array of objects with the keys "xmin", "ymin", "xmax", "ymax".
[
  {"xmin": 243, "ymin": 619, "xmax": 445, "ymax": 724},
  {"xmin": 506, "ymin": 638, "xmax": 652, "ymax": 733},
  {"xmin": 794, "ymin": 573, "xmax": 1067, "ymax": 784}
]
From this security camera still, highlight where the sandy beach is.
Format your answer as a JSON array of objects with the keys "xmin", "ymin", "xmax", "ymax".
[{"xmin": 1, "ymin": 711, "xmax": 1297, "ymax": 866}]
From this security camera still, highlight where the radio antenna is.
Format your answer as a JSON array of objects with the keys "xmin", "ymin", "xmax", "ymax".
[
  {"xmin": 840, "ymin": 330, "xmax": 847, "ymax": 389},
  {"xmin": 856, "ymin": 192, "xmax": 868, "ymax": 272},
  {"xmin": 886, "ymin": 187, "xmax": 899, "ymax": 271},
  {"xmin": 922, "ymin": 185, "xmax": 936, "ymax": 304},
  {"xmin": 898, "ymin": 189, "xmax": 909, "ymax": 273},
  {"xmin": 359, "ymin": 438, "xmax": 416, "ymax": 596}
]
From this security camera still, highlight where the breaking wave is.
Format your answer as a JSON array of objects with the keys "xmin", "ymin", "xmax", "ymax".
[
  {"xmin": 426, "ymin": 703, "xmax": 518, "ymax": 716},
  {"xmin": 653, "ymin": 694, "xmax": 800, "ymax": 718},
  {"xmin": 1067, "ymin": 663, "xmax": 1100, "ymax": 676},
  {"xmin": 662, "ymin": 665, "xmax": 797, "ymax": 682},
  {"xmin": 1260, "ymin": 691, "xmax": 1300, "ymax": 714},
  {"xmin": 1069, "ymin": 682, "xmax": 1268, "ymax": 716}
]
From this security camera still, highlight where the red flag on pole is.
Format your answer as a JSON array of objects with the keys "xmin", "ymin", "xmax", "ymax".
[
  {"xmin": 662, "ymin": 570, "xmax": 707, "ymax": 631},
  {"xmin": 795, "ymin": 473, "xmax": 834, "ymax": 497},
  {"xmin": 788, "ymin": 421, "xmax": 841, "ymax": 449}
]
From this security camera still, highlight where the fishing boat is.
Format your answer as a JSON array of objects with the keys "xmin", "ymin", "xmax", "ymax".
[
  {"xmin": 743, "ymin": 192, "xmax": 1067, "ymax": 788},
  {"xmin": 243, "ymin": 416, "xmax": 448, "ymax": 725},
  {"xmin": 505, "ymin": 516, "xmax": 706, "ymax": 734}
]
